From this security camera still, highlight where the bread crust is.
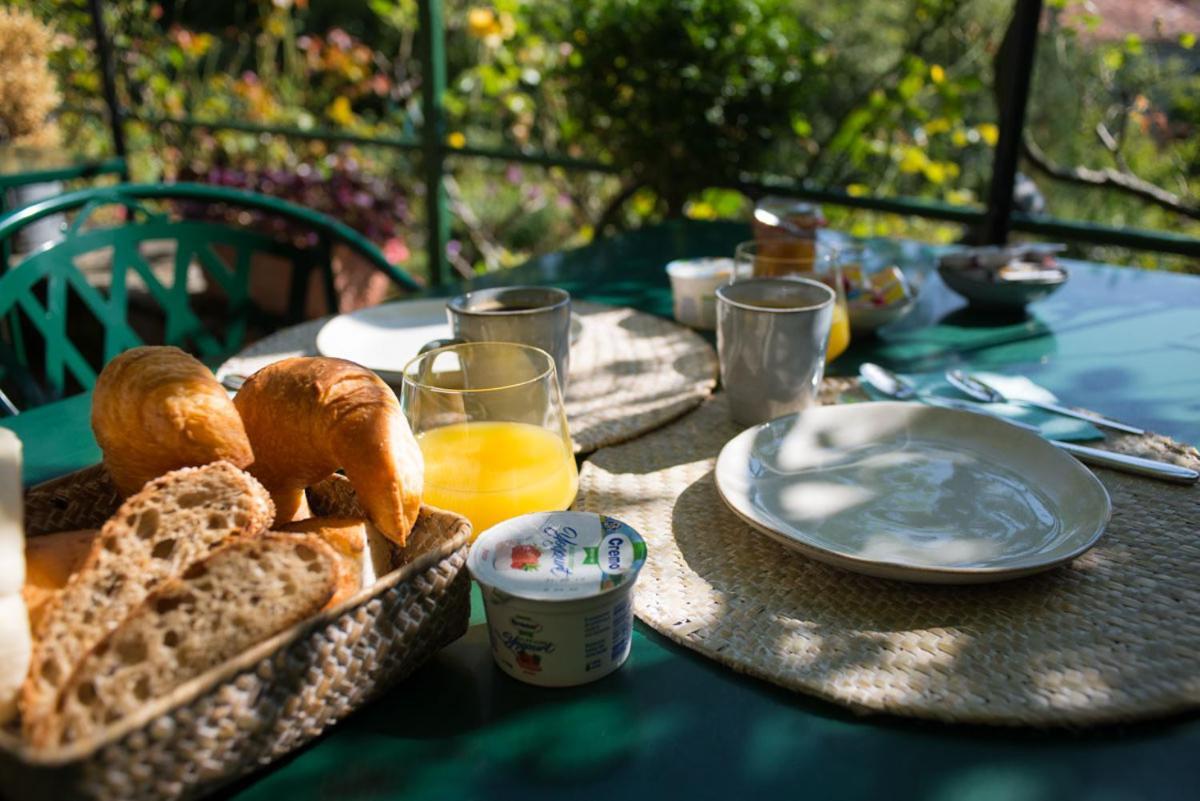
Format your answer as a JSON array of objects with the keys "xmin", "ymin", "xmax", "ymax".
[
  {"xmin": 91, "ymin": 347, "xmax": 254, "ymax": 497},
  {"xmin": 234, "ymin": 357, "xmax": 423, "ymax": 546}
]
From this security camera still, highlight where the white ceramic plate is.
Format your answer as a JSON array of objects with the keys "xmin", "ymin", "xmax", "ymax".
[
  {"xmin": 714, "ymin": 401, "xmax": 1111, "ymax": 583},
  {"xmin": 315, "ymin": 298, "xmax": 453, "ymax": 382}
]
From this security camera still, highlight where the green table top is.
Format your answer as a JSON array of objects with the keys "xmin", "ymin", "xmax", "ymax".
[{"xmin": 5, "ymin": 219, "xmax": 1200, "ymax": 800}]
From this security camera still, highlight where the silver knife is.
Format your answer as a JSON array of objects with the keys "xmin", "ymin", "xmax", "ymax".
[
  {"xmin": 931, "ymin": 397, "xmax": 1196, "ymax": 485},
  {"xmin": 859, "ymin": 363, "xmax": 1197, "ymax": 486},
  {"xmin": 946, "ymin": 370, "xmax": 1145, "ymax": 436}
]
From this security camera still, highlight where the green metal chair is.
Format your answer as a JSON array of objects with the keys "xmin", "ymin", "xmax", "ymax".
[{"xmin": 0, "ymin": 182, "xmax": 420, "ymax": 413}]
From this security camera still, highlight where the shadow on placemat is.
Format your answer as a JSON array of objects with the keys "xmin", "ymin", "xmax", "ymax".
[{"xmin": 577, "ymin": 388, "xmax": 1200, "ymax": 727}]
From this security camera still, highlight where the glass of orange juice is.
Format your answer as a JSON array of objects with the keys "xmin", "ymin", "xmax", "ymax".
[
  {"xmin": 400, "ymin": 342, "xmax": 578, "ymax": 539},
  {"xmin": 733, "ymin": 241, "xmax": 851, "ymax": 362}
]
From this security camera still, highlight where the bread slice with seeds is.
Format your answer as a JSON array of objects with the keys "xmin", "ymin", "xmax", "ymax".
[
  {"xmin": 32, "ymin": 533, "xmax": 338, "ymax": 747},
  {"xmin": 20, "ymin": 461, "xmax": 274, "ymax": 738}
]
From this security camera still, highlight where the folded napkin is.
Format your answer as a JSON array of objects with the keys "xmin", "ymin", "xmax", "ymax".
[{"xmin": 860, "ymin": 370, "xmax": 1104, "ymax": 442}]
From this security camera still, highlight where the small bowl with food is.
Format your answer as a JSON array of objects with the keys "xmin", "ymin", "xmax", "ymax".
[
  {"xmin": 937, "ymin": 244, "xmax": 1068, "ymax": 309},
  {"xmin": 842, "ymin": 259, "xmax": 920, "ymax": 335}
]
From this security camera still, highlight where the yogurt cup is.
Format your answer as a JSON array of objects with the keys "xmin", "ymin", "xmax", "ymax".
[
  {"xmin": 468, "ymin": 511, "xmax": 648, "ymax": 687},
  {"xmin": 665, "ymin": 257, "xmax": 735, "ymax": 330}
]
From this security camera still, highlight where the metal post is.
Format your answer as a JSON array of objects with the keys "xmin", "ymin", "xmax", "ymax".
[
  {"xmin": 418, "ymin": 0, "xmax": 449, "ymax": 286},
  {"xmin": 982, "ymin": 0, "xmax": 1043, "ymax": 244},
  {"xmin": 87, "ymin": 0, "xmax": 129, "ymax": 178}
]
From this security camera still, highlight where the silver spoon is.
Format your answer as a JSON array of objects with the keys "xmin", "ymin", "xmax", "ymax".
[
  {"xmin": 945, "ymin": 369, "xmax": 1144, "ymax": 435},
  {"xmin": 859, "ymin": 363, "xmax": 1198, "ymax": 485}
]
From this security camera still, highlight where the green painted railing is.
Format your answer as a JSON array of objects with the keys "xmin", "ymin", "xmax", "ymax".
[
  {"xmin": 0, "ymin": 182, "xmax": 419, "ymax": 408},
  {"xmin": 79, "ymin": 0, "xmax": 1198, "ymax": 284},
  {"xmin": 0, "ymin": 156, "xmax": 127, "ymax": 193}
]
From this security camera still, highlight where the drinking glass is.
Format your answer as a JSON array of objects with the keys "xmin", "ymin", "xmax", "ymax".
[
  {"xmin": 400, "ymin": 342, "xmax": 578, "ymax": 539},
  {"xmin": 733, "ymin": 241, "xmax": 850, "ymax": 362},
  {"xmin": 716, "ymin": 277, "xmax": 835, "ymax": 426}
]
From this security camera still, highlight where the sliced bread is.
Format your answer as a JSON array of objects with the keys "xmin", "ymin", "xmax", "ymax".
[
  {"xmin": 20, "ymin": 461, "xmax": 274, "ymax": 736},
  {"xmin": 276, "ymin": 516, "xmax": 370, "ymax": 606},
  {"xmin": 33, "ymin": 533, "xmax": 339, "ymax": 746}
]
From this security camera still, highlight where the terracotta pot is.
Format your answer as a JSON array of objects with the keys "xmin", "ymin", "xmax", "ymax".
[{"xmin": 210, "ymin": 244, "xmax": 393, "ymax": 321}]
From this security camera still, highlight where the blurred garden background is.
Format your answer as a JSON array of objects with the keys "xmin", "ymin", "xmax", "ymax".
[{"xmin": 8, "ymin": 0, "xmax": 1200, "ymax": 281}]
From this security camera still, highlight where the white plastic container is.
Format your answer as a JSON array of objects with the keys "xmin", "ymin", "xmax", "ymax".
[
  {"xmin": 665, "ymin": 257, "xmax": 735, "ymax": 330},
  {"xmin": 468, "ymin": 511, "xmax": 648, "ymax": 687}
]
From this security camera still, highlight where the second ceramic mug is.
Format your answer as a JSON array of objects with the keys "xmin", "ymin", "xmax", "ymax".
[
  {"xmin": 428, "ymin": 286, "xmax": 572, "ymax": 392},
  {"xmin": 716, "ymin": 277, "xmax": 836, "ymax": 426}
]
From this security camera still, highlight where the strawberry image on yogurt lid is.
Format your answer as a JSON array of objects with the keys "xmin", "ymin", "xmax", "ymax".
[{"xmin": 469, "ymin": 512, "xmax": 647, "ymax": 602}]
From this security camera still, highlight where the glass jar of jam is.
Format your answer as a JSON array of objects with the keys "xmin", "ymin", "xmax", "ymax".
[{"xmin": 751, "ymin": 196, "xmax": 825, "ymax": 269}]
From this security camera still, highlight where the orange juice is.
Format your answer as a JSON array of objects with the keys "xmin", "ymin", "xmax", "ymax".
[
  {"xmin": 827, "ymin": 301, "xmax": 851, "ymax": 361},
  {"xmin": 417, "ymin": 421, "xmax": 579, "ymax": 538}
]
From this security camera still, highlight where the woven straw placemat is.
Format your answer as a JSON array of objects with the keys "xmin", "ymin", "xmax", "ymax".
[
  {"xmin": 575, "ymin": 377, "xmax": 1200, "ymax": 727},
  {"xmin": 217, "ymin": 300, "xmax": 717, "ymax": 454}
]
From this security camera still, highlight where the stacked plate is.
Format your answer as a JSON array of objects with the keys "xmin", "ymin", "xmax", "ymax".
[{"xmin": 314, "ymin": 298, "xmax": 453, "ymax": 383}]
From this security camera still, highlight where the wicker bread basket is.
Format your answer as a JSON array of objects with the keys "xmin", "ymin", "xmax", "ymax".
[{"xmin": 0, "ymin": 465, "xmax": 472, "ymax": 801}]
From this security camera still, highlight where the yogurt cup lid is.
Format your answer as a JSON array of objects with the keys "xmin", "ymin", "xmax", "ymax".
[
  {"xmin": 468, "ymin": 511, "xmax": 648, "ymax": 602},
  {"xmin": 665, "ymin": 257, "xmax": 735, "ymax": 279}
]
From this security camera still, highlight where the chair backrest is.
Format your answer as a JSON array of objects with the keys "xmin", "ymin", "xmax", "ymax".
[{"xmin": 0, "ymin": 182, "xmax": 420, "ymax": 411}]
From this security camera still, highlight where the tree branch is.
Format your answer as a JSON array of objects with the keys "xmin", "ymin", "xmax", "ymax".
[
  {"xmin": 595, "ymin": 180, "xmax": 644, "ymax": 237},
  {"xmin": 442, "ymin": 175, "xmax": 498, "ymax": 277},
  {"xmin": 1022, "ymin": 137, "xmax": 1200, "ymax": 221},
  {"xmin": 808, "ymin": 0, "xmax": 967, "ymax": 184}
]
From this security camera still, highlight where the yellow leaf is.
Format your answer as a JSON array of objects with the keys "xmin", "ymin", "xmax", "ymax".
[
  {"xmin": 946, "ymin": 189, "xmax": 974, "ymax": 205},
  {"xmin": 951, "ymin": 129, "xmax": 969, "ymax": 148},
  {"xmin": 898, "ymin": 147, "xmax": 927, "ymax": 174},
  {"xmin": 447, "ymin": 131, "xmax": 466, "ymax": 149},
  {"xmin": 631, "ymin": 189, "xmax": 656, "ymax": 216},
  {"xmin": 923, "ymin": 162, "xmax": 947, "ymax": 184},
  {"xmin": 846, "ymin": 183, "xmax": 868, "ymax": 197},
  {"xmin": 977, "ymin": 123, "xmax": 999, "ymax": 147},
  {"xmin": 326, "ymin": 96, "xmax": 355, "ymax": 126},
  {"xmin": 467, "ymin": 8, "xmax": 496, "ymax": 38},
  {"xmin": 686, "ymin": 201, "xmax": 716, "ymax": 220},
  {"xmin": 930, "ymin": 64, "xmax": 945, "ymax": 84},
  {"xmin": 924, "ymin": 117, "xmax": 951, "ymax": 135}
]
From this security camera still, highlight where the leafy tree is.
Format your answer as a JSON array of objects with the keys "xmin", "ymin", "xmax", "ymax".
[{"xmin": 549, "ymin": 0, "xmax": 823, "ymax": 218}]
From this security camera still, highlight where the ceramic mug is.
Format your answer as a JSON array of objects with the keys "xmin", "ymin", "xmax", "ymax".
[
  {"xmin": 424, "ymin": 286, "xmax": 572, "ymax": 392},
  {"xmin": 716, "ymin": 277, "xmax": 836, "ymax": 426}
]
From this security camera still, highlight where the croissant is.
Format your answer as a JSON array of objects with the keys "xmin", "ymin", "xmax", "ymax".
[
  {"xmin": 233, "ymin": 357, "xmax": 424, "ymax": 545},
  {"xmin": 91, "ymin": 346, "xmax": 254, "ymax": 496}
]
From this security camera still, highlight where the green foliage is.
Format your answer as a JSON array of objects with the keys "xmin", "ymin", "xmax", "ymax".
[
  {"xmin": 549, "ymin": 0, "xmax": 823, "ymax": 210},
  {"xmin": 1027, "ymin": 0, "xmax": 1200, "ymax": 267},
  {"xmin": 10, "ymin": 0, "xmax": 1200, "ymax": 274}
]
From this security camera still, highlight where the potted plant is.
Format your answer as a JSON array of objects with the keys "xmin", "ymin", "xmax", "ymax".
[
  {"xmin": 177, "ymin": 155, "xmax": 412, "ymax": 319},
  {"xmin": 0, "ymin": 7, "xmax": 67, "ymax": 252}
]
